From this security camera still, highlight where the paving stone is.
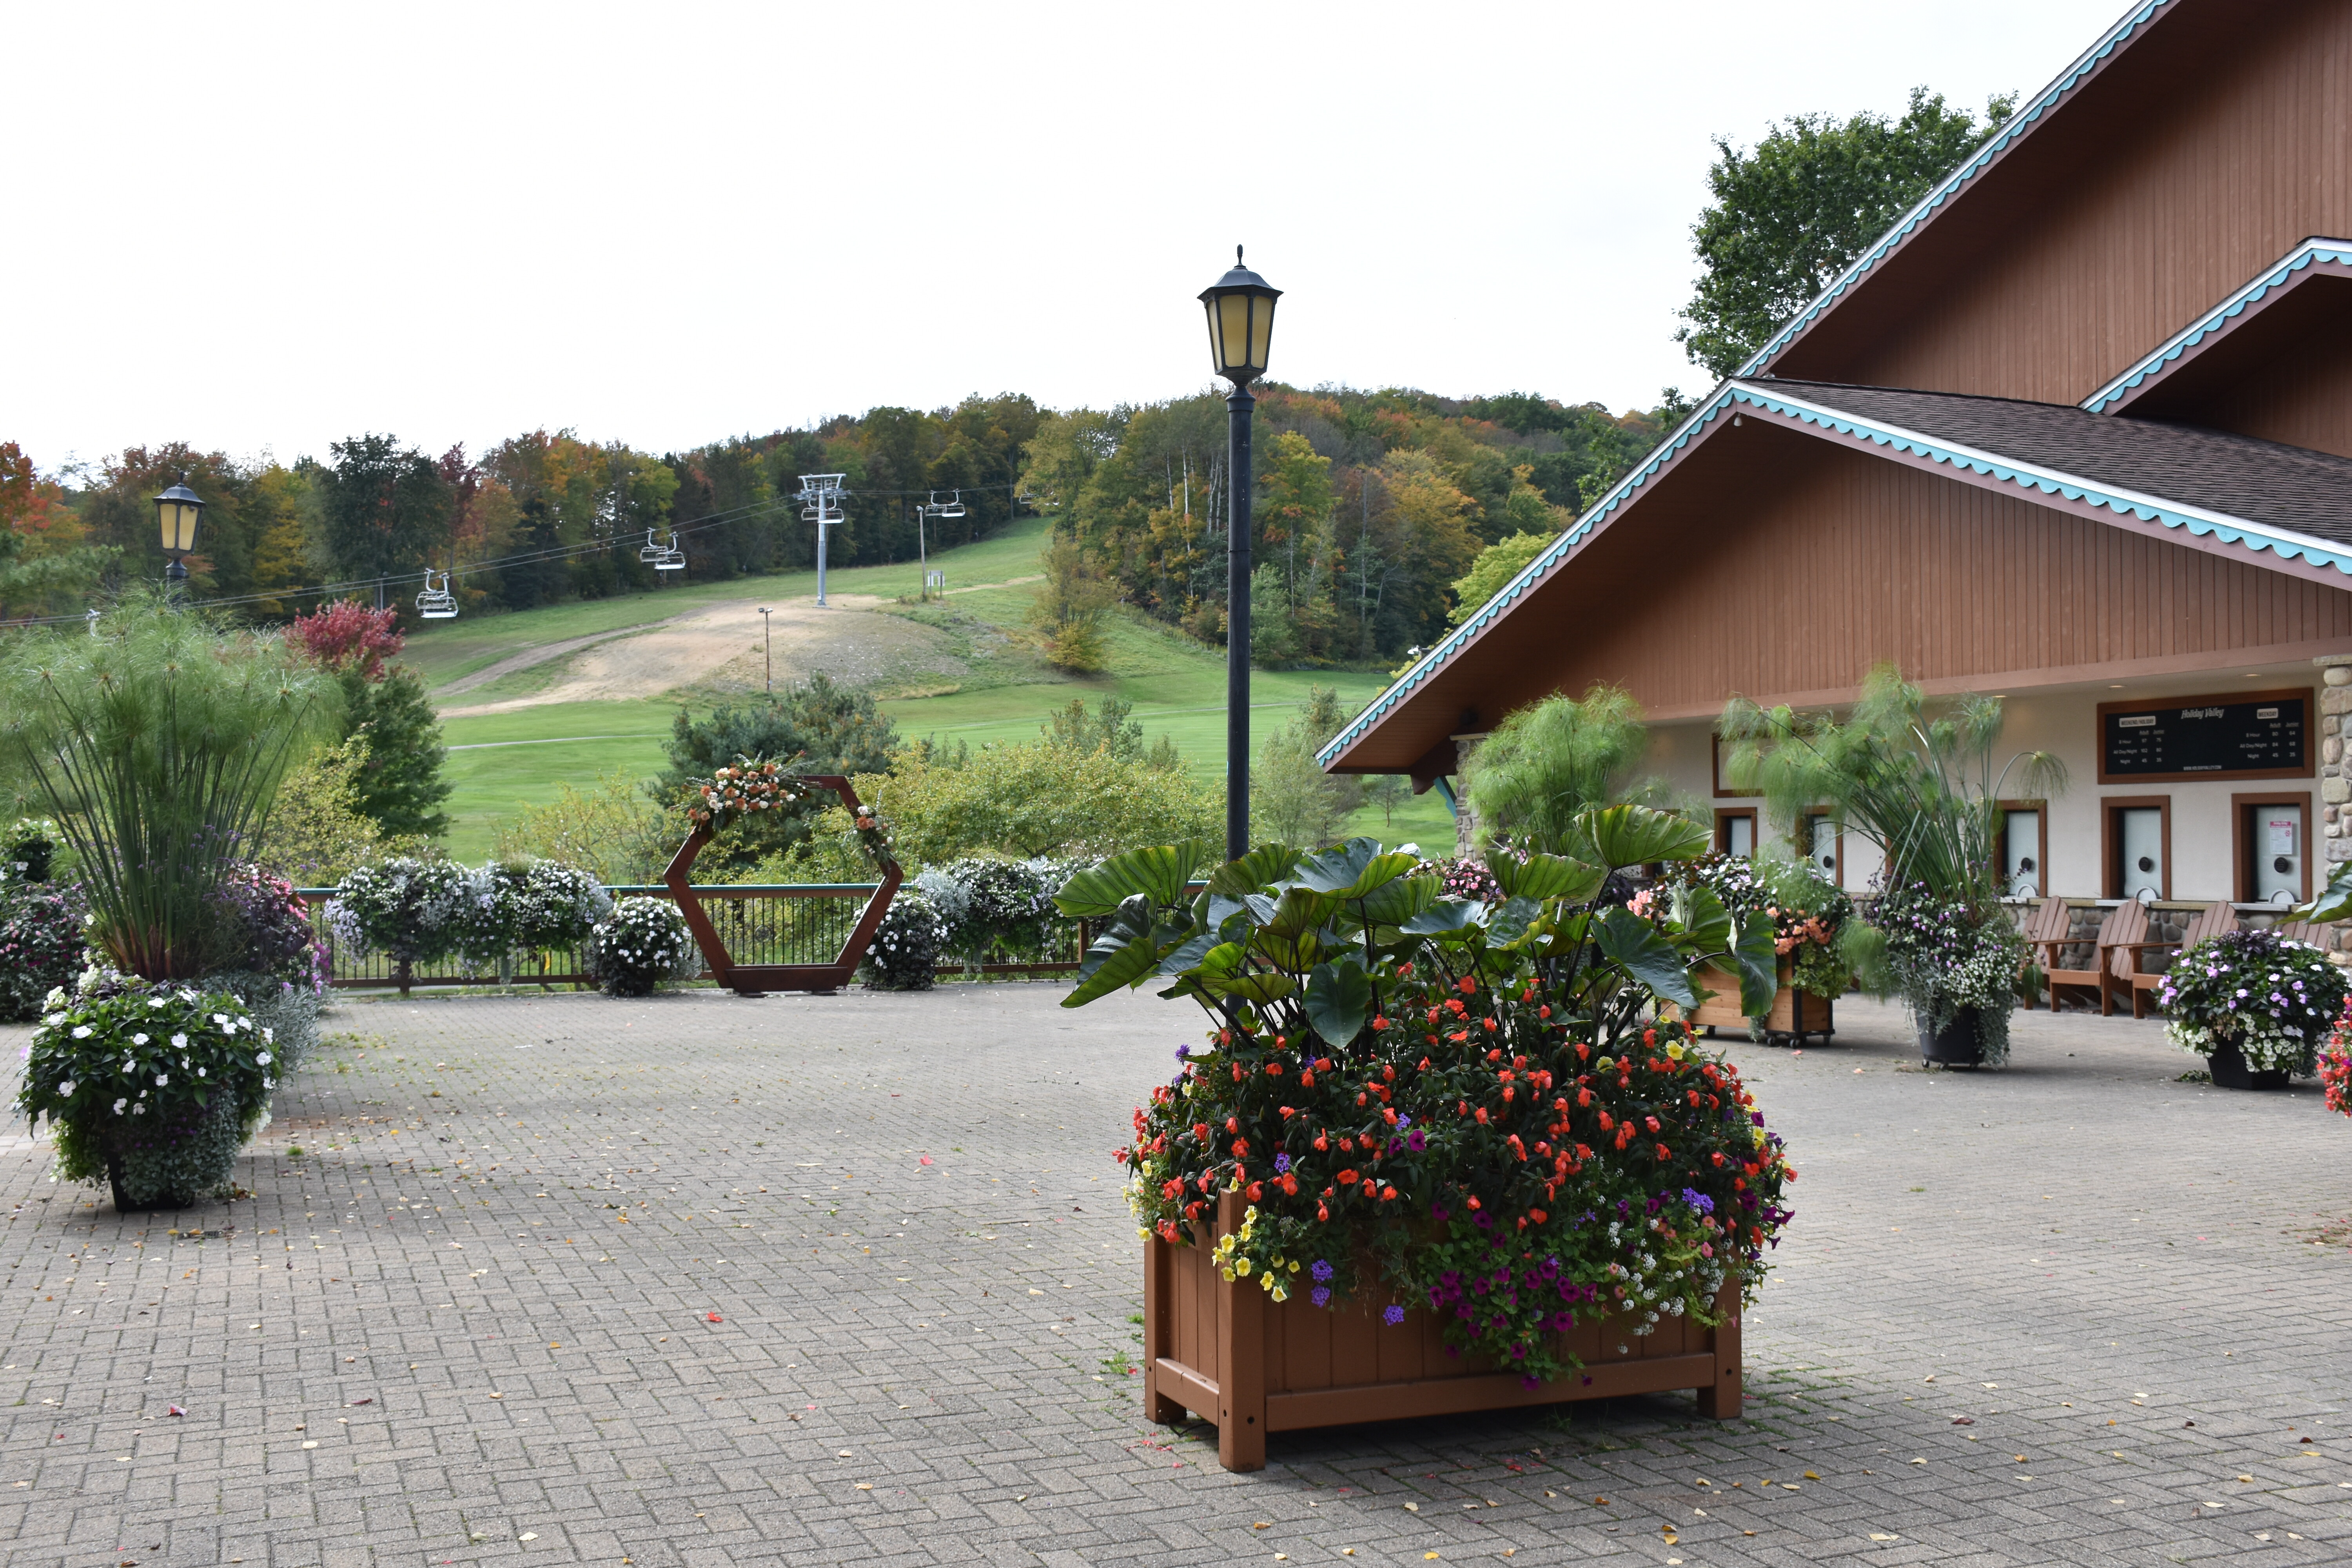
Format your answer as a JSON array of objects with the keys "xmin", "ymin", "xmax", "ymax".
[{"xmin": 2, "ymin": 985, "xmax": 2350, "ymax": 1564}]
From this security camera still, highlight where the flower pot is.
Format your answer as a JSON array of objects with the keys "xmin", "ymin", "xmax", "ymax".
[
  {"xmin": 2208, "ymin": 1039, "xmax": 2289, "ymax": 1091},
  {"xmin": 1143, "ymin": 1194, "xmax": 1741, "ymax": 1472},
  {"xmin": 1679, "ymin": 962, "xmax": 1836, "ymax": 1045},
  {"xmin": 1919, "ymin": 1008, "xmax": 1984, "ymax": 1066}
]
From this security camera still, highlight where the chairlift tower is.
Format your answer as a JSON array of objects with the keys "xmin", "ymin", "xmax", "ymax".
[{"xmin": 796, "ymin": 474, "xmax": 848, "ymax": 605}]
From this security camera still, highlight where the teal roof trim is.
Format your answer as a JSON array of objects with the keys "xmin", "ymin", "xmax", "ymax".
[
  {"xmin": 1734, "ymin": 0, "xmax": 2171, "ymax": 380},
  {"xmin": 1730, "ymin": 384, "xmax": 2352, "ymax": 579},
  {"xmin": 1314, "ymin": 387, "xmax": 1744, "ymax": 769},
  {"xmin": 2080, "ymin": 238, "xmax": 2352, "ymax": 411}
]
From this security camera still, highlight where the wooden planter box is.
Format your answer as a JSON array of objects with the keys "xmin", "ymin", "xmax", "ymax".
[
  {"xmin": 1676, "ymin": 962, "xmax": 1835, "ymax": 1045},
  {"xmin": 1143, "ymin": 1194, "xmax": 1742, "ymax": 1472}
]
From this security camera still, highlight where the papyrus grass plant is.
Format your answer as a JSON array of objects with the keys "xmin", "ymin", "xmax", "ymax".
[{"xmin": 0, "ymin": 592, "xmax": 332, "ymax": 980}]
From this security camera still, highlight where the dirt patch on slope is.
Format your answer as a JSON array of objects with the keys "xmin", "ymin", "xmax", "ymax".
[{"xmin": 439, "ymin": 595, "xmax": 971, "ymax": 717}]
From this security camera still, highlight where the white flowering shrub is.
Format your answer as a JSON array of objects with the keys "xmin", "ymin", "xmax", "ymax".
[
  {"xmin": 2162, "ymin": 928, "xmax": 2349, "ymax": 1074},
  {"xmin": 16, "ymin": 983, "xmax": 277, "ymax": 1208},
  {"xmin": 865, "ymin": 889, "xmax": 948, "ymax": 991},
  {"xmin": 584, "ymin": 897, "xmax": 701, "ymax": 998},
  {"xmin": 327, "ymin": 857, "xmax": 470, "ymax": 967},
  {"xmin": 920, "ymin": 855, "xmax": 1095, "ymax": 964}
]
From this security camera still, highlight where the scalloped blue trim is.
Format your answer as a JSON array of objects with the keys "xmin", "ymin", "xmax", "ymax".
[
  {"xmin": 1733, "ymin": 0, "xmax": 2170, "ymax": 380},
  {"xmin": 2081, "ymin": 239, "xmax": 2352, "ymax": 411},
  {"xmin": 1316, "ymin": 376, "xmax": 2352, "ymax": 771}
]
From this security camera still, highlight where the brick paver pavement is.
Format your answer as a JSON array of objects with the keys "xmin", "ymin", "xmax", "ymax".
[{"xmin": 2, "ymin": 983, "xmax": 2349, "ymax": 1566}]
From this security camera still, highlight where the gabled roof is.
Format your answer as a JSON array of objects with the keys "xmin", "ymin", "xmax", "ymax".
[
  {"xmin": 1316, "ymin": 378, "xmax": 2352, "ymax": 770},
  {"xmin": 2080, "ymin": 237, "xmax": 2352, "ymax": 413},
  {"xmin": 1737, "ymin": 0, "xmax": 2175, "ymax": 379},
  {"xmin": 1757, "ymin": 380, "xmax": 2352, "ymax": 548}
]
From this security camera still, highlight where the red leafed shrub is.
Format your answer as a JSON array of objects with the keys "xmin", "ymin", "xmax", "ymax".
[{"xmin": 286, "ymin": 601, "xmax": 404, "ymax": 681}]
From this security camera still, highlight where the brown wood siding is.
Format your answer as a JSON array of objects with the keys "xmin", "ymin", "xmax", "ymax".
[
  {"xmin": 1771, "ymin": 0, "xmax": 2352, "ymax": 405},
  {"xmin": 2126, "ymin": 277, "xmax": 2352, "ymax": 458},
  {"xmin": 1332, "ymin": 426, "xmax": 2352, "ymax": 771}
]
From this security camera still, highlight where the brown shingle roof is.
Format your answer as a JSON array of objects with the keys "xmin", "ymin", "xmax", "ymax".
[{"xmin": 1748, "ymin": 379, "xmax": 2352, "ymax": 546}]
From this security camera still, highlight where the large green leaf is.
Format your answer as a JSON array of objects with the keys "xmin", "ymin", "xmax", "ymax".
[
  {"xmin": 1200, "ymin": 970, "xmax": 1297, "ymax": 1005},
  {"xmin": 1207, "ymin": 845, "xmax": 1303, "ymax": 897},
  {"xmin": 1063, "ymin": 897, "xmax": 1169, "ymax": 1006},
  {"xmin": 1355, "ymin": 873, "xmax": 1441, "ymax": 929},
  {"xmin": 2297, "ymin": 861, "xmax": 2352, "ymax": 924},
  {"xmin": 1056, "ymin": 841, "xmax": 1210, "ymax": 917},
  {"xmin": 1485, "ymin": 895, "xmax": 1546, "ymax": 947},
  {"xmin": 1677, "ymin": 884, "xmax": 1732, "ymax": 953},
  {"xmin": 1485, "ymin": 849, "xmax": 1606, "ymax": 904},
  {"xmin": 1577, "ymin": 805, "xmax": 1711, "ymax": 871},
  {"xmin": 1401, "ymin": 898, "xmax": 1486, "ymax": 935},
  {"xmin": 1303, "ymin": 958, "xmax": 1374, "ymax": 1044},
  {"xmin": 1290, "ymin": 840, "xmax": 1419, "ymax": 901},
  {"xmin": 1260, "ymin": 885, "xmax": 1341, "ymax": 936},
  {"xmin": 1728, "ymin": 912, "xmax": 1780, "ymax": 1017},
  {"xmin": 1154, "ymin": 931, "xmax": 1217, "ymax": 976},
  {"xmin": 1593, "ymin": 904, "xmax": 1698, "ymax": 1008},
  {"xmin": 1251, "ymin": 929, "xmax": 1322, "ymax": 973}
]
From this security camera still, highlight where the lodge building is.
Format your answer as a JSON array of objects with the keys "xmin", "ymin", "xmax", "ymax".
[{"xmin": 1319, "ymin": 0, "xmax": 2352, "ymax": 919}]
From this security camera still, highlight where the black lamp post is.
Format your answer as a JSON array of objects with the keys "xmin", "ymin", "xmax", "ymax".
[
  {"xmin": 154, "ymin": 476, "xmax": 206, "ymax": 607},
  {"xmin": 1199, "ymin": 246, "xmax": 1280, "ymax": 859}
]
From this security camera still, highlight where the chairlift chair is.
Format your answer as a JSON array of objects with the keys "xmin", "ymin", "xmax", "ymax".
[
  {"xmin": 638, "ymin": 529, "xmax": 666, "ymax": 564},
  {"xmin": 929, "ymin": 489, "xmax": 967, "ymax": 520},
  {"xmin": 416, "ymin": 570, "xmax": 459, "ymax": 619},
  {"xmin": 653, "ymin": 530, "xmax": 686, "ymax": 572}
]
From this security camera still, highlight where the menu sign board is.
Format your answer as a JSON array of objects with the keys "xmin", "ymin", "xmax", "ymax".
[{"xmin": 2096, "ymin": 688, "xmax": 2312, "ymax": 784}]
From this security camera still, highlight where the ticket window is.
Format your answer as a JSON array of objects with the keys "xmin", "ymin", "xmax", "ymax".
[
  {"xmin": 2238, "ymin": 797, "xmax": 2308, "ymax": 906},
  {"xmin": 1715, "ymin": 808, "xmax": 1756, "ymax": 858},
  {"xmin": 1801, "ymin": 812, "xmax": 1839, "ymax": 880},
  {"xmin": 2107, "ymin": 800, "xmax": 2168, "ymax": 902},
  {"xmin": 2001, "ymin": 807, "xmax": 2043, "ymax": 898}
]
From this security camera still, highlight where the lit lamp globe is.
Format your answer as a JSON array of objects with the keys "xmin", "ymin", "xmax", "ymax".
[
  {"xmin": 154, "ymin": 478, "xmax": 206, "ymax": 595},
  {"xmin": 1198, "ymin": 246, "xmax": 1280, "ymax": 386}
]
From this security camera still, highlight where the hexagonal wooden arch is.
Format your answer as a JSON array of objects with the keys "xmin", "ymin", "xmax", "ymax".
[{"xmin": 662, "ymin": 774, "xmax": 902, "ymax": 995}]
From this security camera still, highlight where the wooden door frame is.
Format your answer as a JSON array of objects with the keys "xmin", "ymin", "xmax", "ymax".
[
  {"xmin": 2231, "ymin": 790, "xmax": 2314, "ymax": 906},
  {"xmin": 1996, "ymin": 799, "xmax": 2049, "ymax": 898},
  {"xmin": 1714, "ymin": 806, "xmax": 1759, "ymax": 857},
  {"xmin": 2101, "ymin": 795, "xmax": 2172, "ymax": 902},
  {"xmin": 1797, "ymin": 806, "xmax": 1844, "ymax": 886}
]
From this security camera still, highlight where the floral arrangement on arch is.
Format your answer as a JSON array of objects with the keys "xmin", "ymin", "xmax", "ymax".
[
  {"xmin": 2162, "ymin": 927, "xmax": 2348, "ymax": 1076},
  {"xmin": 691, "ymin": 756, "xmax": 895, "ymax": 865}
]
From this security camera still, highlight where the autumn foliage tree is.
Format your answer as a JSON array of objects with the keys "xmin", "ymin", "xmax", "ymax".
[{"xmin": 283, "ymin": 601, "xmax": 451, "ymax": 839}]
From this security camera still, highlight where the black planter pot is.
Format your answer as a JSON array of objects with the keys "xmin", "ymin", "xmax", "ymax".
[
  {"xmin": 1919, "ymin": 1007, "xmax": 1984, "ymax": 1066},
  {"xmin": 2208, "ymin": 1040, "xmax": 2289, "ymax": 1091}
]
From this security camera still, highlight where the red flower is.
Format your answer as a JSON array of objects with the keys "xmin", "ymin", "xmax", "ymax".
[{"xmin": 1337, "ymin": 1169, "xmax": 1359, "ymax": 1185}]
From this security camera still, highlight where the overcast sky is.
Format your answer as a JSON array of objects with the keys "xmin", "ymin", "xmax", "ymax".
[{"xmin": 5, "ymin": 0, "xmax": 2133, "ymax": 474}]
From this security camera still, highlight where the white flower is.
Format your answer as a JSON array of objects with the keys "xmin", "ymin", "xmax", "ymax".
[
  {"xmin": 263, "ymin": 1027, "xmax": 274, "ymax": 1043},
  {"xmin": 70, "ymin": 1026, "xmax": 91, "ymax": 1040},
  {"xmin": 212, "ymin": 1013, "xmax": 230, "ymax": 1027},
  {"xmin": 171, "ymin": 1034, "xmax": 188, "ymax": 1050},
  {"xmin": 146, "ymin": 996, "xmax": 166, "ymax": 1009},
  {"xmin": 154, "ymin": 1074, "xmax": 168, "ymax": 1087},
  {"xmin": 56, "ymin": 1081, "xmax": 74, "ymax": 1097},
  {"xmin": 196, "ymin": 1067, "xmax": 206, "ymax": 1078},
  {"xmin": 256, "ymin": 1051, "xmax": 273, "ymax": 1066},
  {"xmin": 132, "ymin": 1102, "xmax": 146, "ymax": 1115},
  {"xmin": 132, "ymin": 1033, "xmax": 149, "ymax": 1046},
  {"xmin": 113, "ymin": 1098, "xmax": 127, "ymax": 1114}
]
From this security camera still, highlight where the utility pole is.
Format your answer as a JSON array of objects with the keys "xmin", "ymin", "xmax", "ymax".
[{"xmin": 759, "ymin": 606, "xmax": 773, "ymax": 692}]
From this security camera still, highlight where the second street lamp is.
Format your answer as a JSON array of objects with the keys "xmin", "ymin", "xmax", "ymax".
[
  {"xmin": 154, "ymin": 476, "xmax": 207, "ymax": 607},
  {"xmin": 1199, "ymin": 246, "xmax": 1280, "ymax": 860}
]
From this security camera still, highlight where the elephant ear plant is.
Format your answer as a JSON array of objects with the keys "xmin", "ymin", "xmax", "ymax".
[{"xmin": 1056, "ymin": 806, "xmax": 1799, "ymax": 1385}]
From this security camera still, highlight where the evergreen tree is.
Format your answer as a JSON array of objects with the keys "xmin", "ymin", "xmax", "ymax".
[
  {"xmin": 337, "ymin": 666, "xmax": 452, "ymax": 838},
  {"xmin": 656, "ymin": 675, "xmax": 900, "ymax": 870}
]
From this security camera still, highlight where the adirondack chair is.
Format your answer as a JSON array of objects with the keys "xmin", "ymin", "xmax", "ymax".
[
  {"xmin": 2106, "ymin": 901, "xmax": 2239, "ymax": 1019},
  {"xmin": 2031, "ymin": 898, "xmax": 2147, "ymax": 1016},
  {"xmin": 2014, "ymin": 899, "xmax": 2073, "ymax": 1009}
]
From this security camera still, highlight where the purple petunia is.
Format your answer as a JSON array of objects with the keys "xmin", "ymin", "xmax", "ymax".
[
  {"xmin": 1406, "ymin": 1130, "xmax": 1427, "ymax": 1152},
  {"xmin": 1310, "ymin": 1286, "xmax": 1331, "ymax": 1308},
  {"xmin": 1310, "ymin": 1259, "xmax": 1334, "ymax": 1282},
  {"xmin": 1273, "ymin": 1152, "xmax": 1290, "ymax": 1174},
  {"xmin": 1383, "ymin": 1305, "xmax": 1405, "ymax": 1326}
]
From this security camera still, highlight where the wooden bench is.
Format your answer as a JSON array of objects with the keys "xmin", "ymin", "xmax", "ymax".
[
  {"xmin": 2015, "ymin": 898, "xmax": 2071, "ymax": 1010},
  {"xmin": 2031, "ymin": 899, "xmax": 2147, "ymax": 1016},
  {"xmin": 2105, "ymin": 900, "xmax": 2239, "ymax": 1019}
]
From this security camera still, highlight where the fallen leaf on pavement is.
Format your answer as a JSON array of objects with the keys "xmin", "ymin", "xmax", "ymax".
[
  {"xmin": 348, "ymin": 1398, "xmax": 372, "ymax": 1407},
  {"xmin": 707, "ymin": 1312, "xmax": 723, "ymax": 1323}
]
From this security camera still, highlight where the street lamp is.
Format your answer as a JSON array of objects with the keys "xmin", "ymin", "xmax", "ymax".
[
  {"xmin": 154, "ymin": 475, "xmax": 206, "ymax": 605},
  {"xmin": 758, "ymin": 607, "xmax": 773, "ymax": 693},
  {"xmin": 1199, "ymin": 246, "xmax": 1280, "ymax": 860}
]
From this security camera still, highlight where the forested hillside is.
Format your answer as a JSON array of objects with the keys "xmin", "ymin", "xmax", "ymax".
[{"xmin": 1, "ymin": 385, "xmax": 1677, "ymax": 660}]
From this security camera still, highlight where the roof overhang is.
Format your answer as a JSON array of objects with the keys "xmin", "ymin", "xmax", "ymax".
[
  {"xmin": 2081, "ymin": 236, "xmax": 2352, "ymax": 413},
  {"xmin": 1318, "ymin": 379, "xmax": 2352, "ymax": 774}
]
